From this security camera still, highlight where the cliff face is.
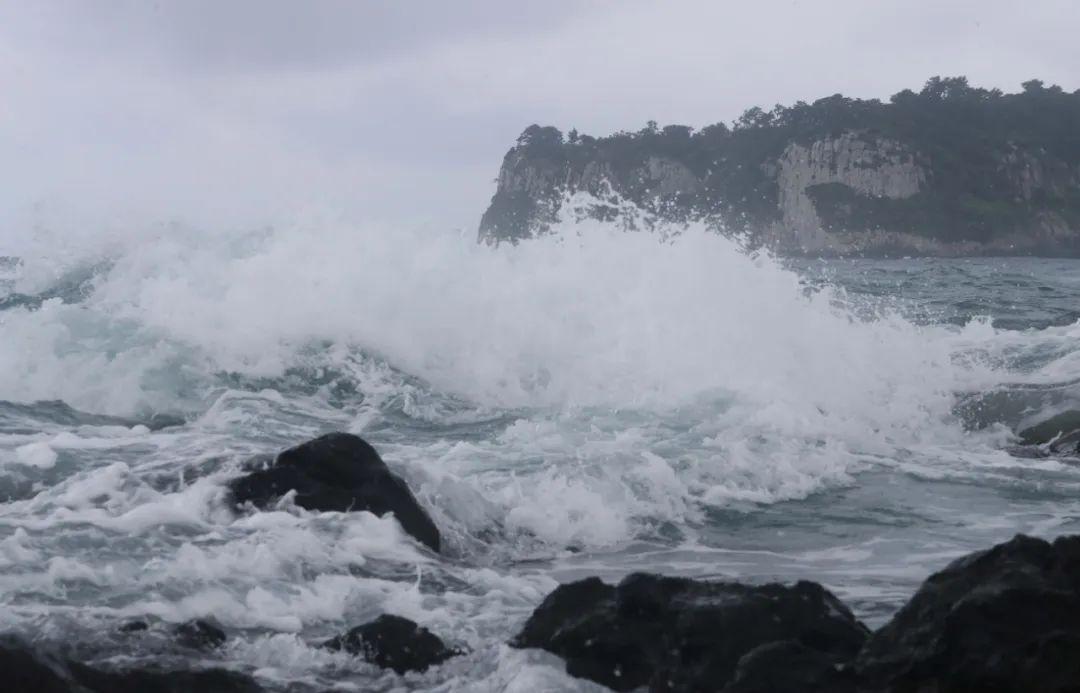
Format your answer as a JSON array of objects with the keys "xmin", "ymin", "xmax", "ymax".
[
  {"xmin": 479, "ymin": 79, "xmax": 1080, "ymax": 256},
  {"xmin": 772, "ymin": 134, "xmax": 926, "ymax": 251},
  {"xmin": 479, "ymin": 142, "xmax": 705, "ymax": 244}
]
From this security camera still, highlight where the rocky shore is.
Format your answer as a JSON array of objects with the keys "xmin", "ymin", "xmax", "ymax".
[{"xmin": 7, "ymin": 431, "xmax": 1080, "ymax": 692}]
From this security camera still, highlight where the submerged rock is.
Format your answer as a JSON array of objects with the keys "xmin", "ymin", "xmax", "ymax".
[
  {"xmin": 230, "ymin": 432, "xmax": 441, "ymax": 552},
  {"xmin": 116, "ymin": 618, "xmax": 226, "ymax": 651},
  {"xmin": 1, "ymin": 635, "xmax": 261, "ymax": 693},
  {"xmin": 118, "ymin": 619, "xmax": 149, "ymax": 633},
  {"xmin": 174, "ymin": 619, "xmax": 227, "ymax": 650},
  {"xmin": 856, "ymin": 533, "xmax": 1080, "ymax": 693},
  {"xmin": 511, "ymin": 573, "xmax": 869, "ymax": 692},
  {"xmin": 325, "ymin": 614, "xmax": 458, "ymax": 674}
]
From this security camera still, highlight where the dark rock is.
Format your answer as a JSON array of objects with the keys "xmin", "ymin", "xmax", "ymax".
[
  {"xmin": 174, "ymin": 619, "xmax": 227, "ymax": 650},
  {"xmin": 146, "ymin": 413, "xmax": 187, "ymax": 431},
  {"xmin": 478, "ymin": 84, "xmax": 1080, "ymax": 258},
  {"xmin": 511, "ymin": 573, "xmax": 870, "ymax": 692},
  {"xmin": 324, "ymin": 614, "xmax": 458, "ymax": 674},
  {"xmin": 69, "ymin": 663, "xmax": 262, "ymax": 693},
  {"xmin": 118, "ymin": 620, "xmax": 149, "ymax": 633},
  {"xmin": 230, "ymin": 433, "xmax": 440, "ymax": 552},
  {"xmin": 0, "ymin": 635, "xmax": 261, "ymax": 693},
  {"xmin": 0, "ymin": 636, "xmax": 77, "ymax": 693},
  {"xmin": 1019, "ymin": 410, "xmax": 1080, "ymax": 453},
  {"xmin": 723, "ymin": 640, "xmax": 857, "ymax": 693},
  {"xmin": 856, "ymin": 533, "xmax": 1080, "ymax": 692}
]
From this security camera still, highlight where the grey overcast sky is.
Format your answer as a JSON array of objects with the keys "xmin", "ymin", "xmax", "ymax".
[{"xmin": 1, "ymin": 0, "xmax": 1078, "ymax": 232}]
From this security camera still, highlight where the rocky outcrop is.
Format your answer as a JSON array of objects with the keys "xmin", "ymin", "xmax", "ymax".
[
  {"xmin": 1001, "ymin": 144, "xmax": 1080, "ymax": 201},
  {"xmin": 1, "ymin": 635, "xmax": 262, "ymax": 693},
  {"xmin": 855, "ymin": 534, "xmax": 1080, "ymax": 692},
  {"xmin": 511, "ymin": 573, "xmax": 869, "ymax": 692},
  {"xmin": 173, "ymin": 619, "xmax": 228, "ymax": 651},
  {"xmin": 117, "ymin": 618, "xmax": 228, "ymax": 651},
  {"xmin": 325, "ymin": 615, "xmax": 460, "ymax": 674},
  {"xmin": 1018, "ymin": 410, "xmax": 1080, "ymax": 453},
  {"xmin": 513, "ymin": 534, "xmax": 1080, "ymax": 692},
  {"xmin": 773, "ymin": 133, "xmax": 926, "ymax": 252},
  {"xmin": 725, "ymin": 640, "xmax": 859, "ymax": 693},
  {"xmin": 479, "ymin": 79, "xmax": 1080, "ymax": 256},
  {"xmin": 230, "ymin": 433, "xmax": 441, "ymax": 552}
]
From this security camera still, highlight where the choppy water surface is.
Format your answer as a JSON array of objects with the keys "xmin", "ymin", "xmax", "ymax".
[{"xmin": 3, "ymin": 221, "xmax": 1080, "ymax": 690}]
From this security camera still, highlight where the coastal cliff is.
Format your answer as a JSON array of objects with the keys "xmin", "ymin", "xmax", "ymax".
[{"xmin": 479, "ymin": 77, "xmax": 1080, "ymax": 256}]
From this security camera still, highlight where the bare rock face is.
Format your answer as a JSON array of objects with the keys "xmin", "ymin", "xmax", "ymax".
[
  {"xmin": 775, "ymin": 133, "xmax": 926, "ymax": 252},
  {"xmin": 479, "ymin": 148, "xmax": 703, "ymax": 242},
  {"xmin": 477, "ymin": 82, "xmax": 1080, "ymax": 256},
  {"xmin": 641, "ymin": 156, "xmax": 703, "ymax": 196},
  {"xmin": 1000, "ymin": 144, "xmax": 1080, "ymax": 201}
]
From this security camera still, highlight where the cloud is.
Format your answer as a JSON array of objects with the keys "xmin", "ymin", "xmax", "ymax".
[
  {"xmin": 1, "ymin": 1, "xmax": 590, "ymax": 72},
  {"xmin": 0, "ymin": 0, "xmax": 1076, "ymax": 236}
]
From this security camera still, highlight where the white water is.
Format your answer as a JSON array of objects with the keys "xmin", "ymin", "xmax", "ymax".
[{"xmin": 3, "ymin": 214, "xmax": 1080, "ymax": 690}]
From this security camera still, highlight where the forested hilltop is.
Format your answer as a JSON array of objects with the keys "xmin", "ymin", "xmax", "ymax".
[{"xmin": 479, "ymin": 77, "xmax": 1080, "ymax": 256}]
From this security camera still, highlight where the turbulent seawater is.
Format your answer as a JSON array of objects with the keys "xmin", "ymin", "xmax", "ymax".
[{"xmin": 2, "ymin": 218, "xmax": 1080, "ymax": 690}]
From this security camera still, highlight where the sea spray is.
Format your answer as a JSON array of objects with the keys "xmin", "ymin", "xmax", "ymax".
[{"xmin": 3, "ymin": 214, "xmax": 1080, "ymax": 690}]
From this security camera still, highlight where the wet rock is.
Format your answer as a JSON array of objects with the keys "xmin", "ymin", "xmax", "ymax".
[
  {"xmin": 118, "ymin": 620, "xmax": 149, "ymax": 633},
  {"xmin": 856, "ymin": 533, "xmax": 1080, "ymax": 693},
  {"xmin": 1018, "ymin": 410, "xmax": 1080, "ymax": 453},
  {"xmin": 230, "ymin": 432, "xmax": 440, "ymax": 552},
  {"xmin": 146, "ymin": 413, "xmax": 187, "ymax": 431},
  {"xmin": 116, "ymin": 618, "xmax": 225, "ymax": 651},
  {"xmin": 324, "ymin": 614, "xmax": 458, "ymax": 674},
  {"xmin": 0, "ymin": 636, "xmax": 75, "ymax": 693},
  {"xmin": 1, "ymin": 635, "xmax": 261, "ymax": 693},
  {"xmin": 69, "ymin": 663, "xmax": 262, "ymax": 693},
  {"xmin": 723, "ymin": 640, "xmax": 858, "ymax": 693},
  {"xmin": 174, "ymin": 619, "xmax": 227, "ymax": 650},
  {"xmin": 511, "ymin": 573, "xmax": 870, "ymax": 692}
]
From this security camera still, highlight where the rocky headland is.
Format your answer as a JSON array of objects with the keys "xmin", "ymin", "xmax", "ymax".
[{"xmin": 479, "ymin": 77, "xmax": 1080, "ymax": 257}]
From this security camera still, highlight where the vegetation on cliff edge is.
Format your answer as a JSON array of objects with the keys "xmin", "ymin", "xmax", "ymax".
[{"xmin": 491, "ymin": 77, "xmax": 1080, "ymax": 245}]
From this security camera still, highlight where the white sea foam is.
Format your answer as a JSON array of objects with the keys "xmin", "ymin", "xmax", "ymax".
[
  {"xmin": 14, "ymin": 441, "xmax": 58, "ymax": 468},
  {"xmin": 4, "ymin": 212, "xmax": 1080, "ymax": 691},
  {"xmin": 0, "ymin": 213, "xmax": 988, "ymax": 414},
  {"xmin": 1, "ymin": 214, "xmax": 1071, "ymax": 536}
]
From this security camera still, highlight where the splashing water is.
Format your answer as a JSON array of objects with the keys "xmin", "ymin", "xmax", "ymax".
[{"xmin": 3, "ymin": 213, "xmax": 1080, "ymax": 690}]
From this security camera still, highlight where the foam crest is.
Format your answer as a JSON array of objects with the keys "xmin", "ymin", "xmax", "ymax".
[
  {"xmin": 0, "ymin": 214, "xmax": 987, "ymax": 422},
  {"xmin": 0, "ymin": 212, "xmax": 1061, "ymax": 548}
]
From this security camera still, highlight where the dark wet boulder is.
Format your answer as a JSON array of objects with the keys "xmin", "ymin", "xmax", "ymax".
[
  {"xmin": 116, "ymin": 618, "xmax": 225, "ymax": 651},
  {"xmin": 230, "ymin": 433, "xmax": 440, "ymax": 552},
  {"xmin": 723, "ymin": 640, "xmax": 858, "ymax": 693},
  {"xmin": 69, "ymin": 663, "xmax": 262, "ymax": 693},
  {"xmin": 1018, "ymin": 410, "xmax": 1080, "ymax": 454},
  {"xmin": 118, "ymin": 620, "xmax": 149, "ymax": 633},
  {"xmin": 856, "ymin": 533, "xmax": 1080, "ymax": 692},
  {"xmin": 511, "ymin": 573, "xmax": 870, "ymax": 692},
  {"xmin": 0, "ymin": 635, "xmax": 261, "ymax": 693},
  {"xmin": 173, "ymin": 619, "xmax": 227, "ymax": 650},
  {"xmin": 146, "ymin": 412, "xmax": 187, "ymax": 431},
  {"xmin": 0, "ymin": 636, "xmax": 75, "ymax": 693},
  {"xmin": 324, "ymin": 614, "xmax": 458, "ymax": 674}
]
